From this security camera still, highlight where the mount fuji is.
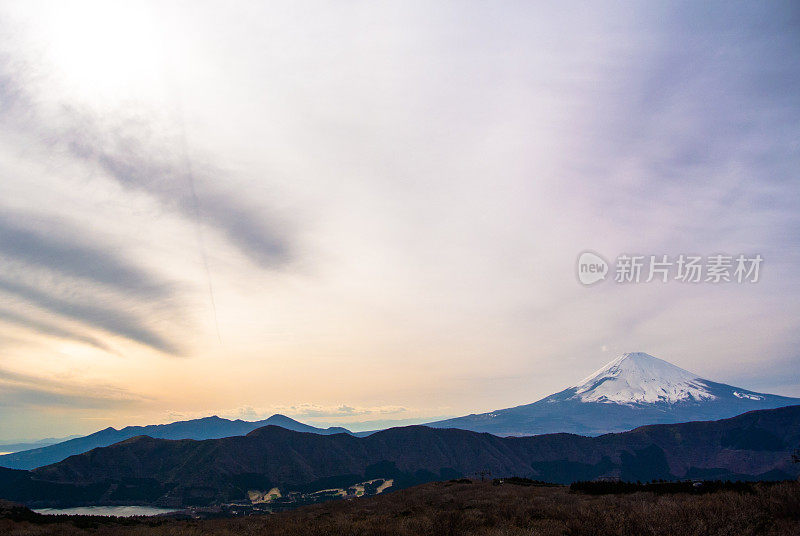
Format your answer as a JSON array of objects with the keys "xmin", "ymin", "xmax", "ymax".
[{"xmin": 428, "ymin": 352, "xmax": 800, "ymax": 436}]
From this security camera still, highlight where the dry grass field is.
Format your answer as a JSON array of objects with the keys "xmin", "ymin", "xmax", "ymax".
[{"xmin": 2, "ymin": 480, "xmax": 799, "ymax": 536}]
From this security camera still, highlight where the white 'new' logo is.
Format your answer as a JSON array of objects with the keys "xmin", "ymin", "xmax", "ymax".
[{"xmin": 577, "ymin": 251, "xmax": 608, "ymax": 285}]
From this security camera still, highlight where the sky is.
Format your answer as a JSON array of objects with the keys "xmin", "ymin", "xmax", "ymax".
[{"xmin": 0, "ymin": 0, "xmax": 798, "ymax": 441}]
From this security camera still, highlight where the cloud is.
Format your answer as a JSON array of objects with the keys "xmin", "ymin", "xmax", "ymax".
[
  {"xmin": 195, "ymin": 404, "xmax": 410, "ymax": 422},
  {"xmin": 0, "ymin": 278, "xmax": 180, "ymax": 355},
  {"xmin": 63, "ymin": 111, "xmax": 292, "ymax": 268},
  {"xmin": 0, "ymin": 47, "xmax": 293, "ymax": 270},
  {"xmin": 0, "ymin": 53, "xmax": 194, "ymax": 355},
  {"xmin": 0, "ymin": 367, "xmax": 146, "ymax": 409},
  {"xmin": 0, "ymin": 45, "xmax": 294, "ymax": 355},
  {"xmin": 0, "ymin": 307, "xmax": 112, "ymax": 352},
  {"xmin": 0, "ymin": 213, "xmax": 183, "ymax": 353},
  {"xmin": 234, "ymin": 406, "xmax": 260, "ymax": 420},
  {"xmin": 0, "ymin": 212, "xmax": 173, "ymax": 300},
  {"xmin": 571, "ymin": 3, "xmax": 800, "ymax": 239},
  {"xmin": 277, "ymin": 403, "xmax": 408, "ymax": 418}
]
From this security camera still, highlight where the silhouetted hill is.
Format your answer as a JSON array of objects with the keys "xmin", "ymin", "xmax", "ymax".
[
  {"xmin": 0, "ymin": 415, "xmax": 351, "ymax": 470},
  {"xmin": 1, "ymin": 406, "xmax": 798, "ymax": 508}
]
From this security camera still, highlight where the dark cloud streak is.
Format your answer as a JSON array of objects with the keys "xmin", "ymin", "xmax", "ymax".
[
  {"xmin": 0, "ymin": 307, "xmax": 112, "ymax": 352},
  {"xmin": 0, "ymin": 212, "xmax": 182, "ymax": 354},
  {"xmin": 65, "ymin": 121, "xmax": 292, "ymax": 268},
  {"xmin": 0, "ymin": 44, "xmax": 293, "ymax": 268},
  {"xmin": 0, "ymin": 278, "xmax": 180, "ymax": 355},
  {"xmin": 0, "ymin": 213, "xmax": 173, "ymax": 300}
]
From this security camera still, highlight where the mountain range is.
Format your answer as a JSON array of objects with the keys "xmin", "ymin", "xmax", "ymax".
[
  {"xmin": 2, "ymin": 352, "xmax": 797, "ymax": 472},
  {"xmin": 1, "ymin": 405, "xmax": 798, "ymax": 508},
  {"xmin": 428, "ymin": 352, "xmax": 800, "ymax": 435},
  {"xmin": 0, "ymin": 414, "xmax": 351, "ymax": 470},
  {"xmin": 0, "ymin": 436, "xmax": 81, "ymax": 455}
]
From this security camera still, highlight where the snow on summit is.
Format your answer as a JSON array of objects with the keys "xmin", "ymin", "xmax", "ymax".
[
  {"xmin": 571, "ymin": 352, "xmax": 716, "ymax": 405},
  {"xmin": 428, "ymin": 350, "xmax": 800, "ymax": 435}
]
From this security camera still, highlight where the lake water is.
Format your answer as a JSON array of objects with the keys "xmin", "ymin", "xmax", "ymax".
[{"xmin": 33, "ymin": 506, "xmax": 180, "ymax": 517}]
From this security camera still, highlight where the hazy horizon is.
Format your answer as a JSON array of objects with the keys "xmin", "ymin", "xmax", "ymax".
[{"xmin": 0, "ymin": 0, "xmax": 799, "ymax": 442}]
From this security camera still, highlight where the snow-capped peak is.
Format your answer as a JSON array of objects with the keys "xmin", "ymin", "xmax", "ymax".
[{"xmin": 571, "ymin": 352, "xmax": 716, "ymax": 405}]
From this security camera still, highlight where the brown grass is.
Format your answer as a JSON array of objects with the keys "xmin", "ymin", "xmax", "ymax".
[{"xmin": 2, "ymin": 480, "xmax": 799, "ymax": 536}]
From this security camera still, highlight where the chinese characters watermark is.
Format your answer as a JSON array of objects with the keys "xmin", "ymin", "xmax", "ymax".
[{"xmin": 577, "ymin": 252, "xmax": 762, "ymax": 286}]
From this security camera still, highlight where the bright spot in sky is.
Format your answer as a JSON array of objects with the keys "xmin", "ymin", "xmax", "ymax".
[{"xmin": 34, "ymin": 1, "xmax": 167, "ymax": 103}]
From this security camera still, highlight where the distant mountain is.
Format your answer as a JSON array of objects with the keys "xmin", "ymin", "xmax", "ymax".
[
  {"xmin": 428, "ymin": 352, "xmax": 800, "ymax": 436},
  {"xmin": 1, "ymin": 405, "xmax": 798, "ymax": 508},
  {"xmin": 0, "ymin": 415, "xmax": 351, "ymax": 470},
  {"xmin": 0, "ymin": 436, "xmax": 81, "ymax": 454}
]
